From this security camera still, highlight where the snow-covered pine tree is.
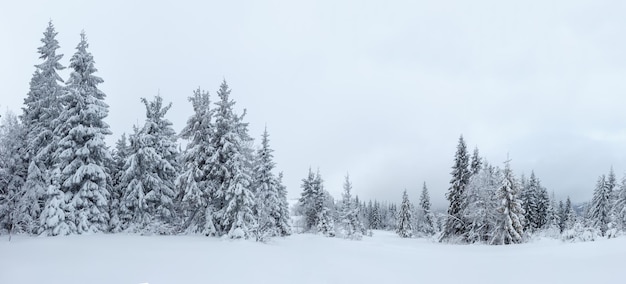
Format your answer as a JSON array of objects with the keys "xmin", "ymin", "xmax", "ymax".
[
  {"xmin": 313, "ymin": 171, "xmax": 335, "ymax": 237},
  {"xmin": 520, "ymin": 171, "xmax": 541, "ymax": 232},
  {"xmin": 355, "ymin": 196, "xmax": 370, "ymax": 234},
  {"xmin": 614, "ymin": 174, "xmax": 626, "ymax": 231},
  {"xmin": 387, "ymin": 203, "xmax": 397, "ymax": 231},
  {"xmin": 120, "ymin": 96, "xmax": 179, "ymax": 234},
  {"xmin": 535, "ymin": 182, "xmax": 550, "ymax": 230},
  {"xmin": 606, "ymin": 167, "xmax": 618, "ymax": 229},
  {"xmin": 108, "ymin": 134, "xmax": 130, "ymax": 232},
  {"xmin": 21, "ymin": 21, "xmax": 66, "ymax": 234},
  {"xmin": 542, "ymin": 192, "xmax": 561, "ymax": 236},
  {"xmin": 209, "ymin": 81, "xmax": 256, "ymax": 238},
  {"xmin": 371, "ymin": 201, "xmax": 382, "ymax": 230},
  {"xmin": 365, "ymin": 200, "xmax": 374, "ymax": 230},
  {"xmin": 39, "ymin": 167, "xmax": 72, "ymax": 236},
  {"xmin": 491, "ymin": 159, "xmax": 524, "ymax": 245},
  {"xmin": 0, "ymin": 113, "xmax": 28, "ymax": 235},
  {"xmin": 564, "ymin": 197, "xmax": 576, "ymax": 230},
  {"xmin": 275, "ymin": 172, "xmax": 292, "ymax": 236},
  {"xmin": 519, "ymin": 174, "xmax": 532, "ymax": 231},
  {"xmin": 50, "ymin": 32, "xmax": 111, "ymax": 234},
  {"xmin": 441, "ymin": 135, "xmax": 471, "ymax": 242},
  {"xmin": 607, "ymin": 167, "xmax": 616, "ymax": 197},
  {"xmin": 470, "ymin": 147, "xmax": 482, "ymax": 176},
  {"xmin": 416, "ymin": 182, "xmax": 435, "ymax": 236},
  {"xmin": 589, "ymin": 175, "xmax": 611, "ymax": 236},
  {"xmin": 557, "ymin": 200, "xmax": 566, "ymax": 232},
  {"xmin": 299, "ymin": 168, "xmax": 318, "ymax": 231},
  {"xmin": 177, "ymin": 87, "xmax": 216, "ymax": 235},
  {"xmin": 253, "ymin": 127, "xmax": 289, "ymax": 240},
  {"xmin": 396, "ymin": 190, "xmax": 413, "ymax": 238},
  {"xmin": 339, "ymin": 174, "xmax": 363, "ymax": 240},
  {"xmin": 462, "ymin": 162, "xmax": 500, "ymax": 243}
]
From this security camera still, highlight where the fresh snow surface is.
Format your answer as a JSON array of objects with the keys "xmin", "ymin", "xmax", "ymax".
[{"xmin": 0, "ymin": 231, "xmax": 623, "ymax": 284}]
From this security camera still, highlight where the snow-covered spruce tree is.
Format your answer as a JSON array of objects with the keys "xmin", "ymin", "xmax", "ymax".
[
  {"xmin": 530, "ymin": 173, "xmax": 550, "ymax": 231},
  {"xmin": 177, "ymin": 87, "xmax": 217, "ymax": 235},
  {"xmin": 108, "ymin": 134, "xmax": 130, "ymax": 232},
  {"xmin": 275, "ymin": 172, "xmax": 292, "ymax": 236},
  {"xmin": 0, "ymin": 113, "xmax": 28, "ymax": 235},
  {"xmin": 520, "ymin": 171, "xmax": 542, "ymax": 233},
  {"xmin": 39, "ymin": 167, "xmax": 72, "ymax": 235},
  {"xmin": 606, "ymin": 167, "xmax": 618, "ymax": 230},
  {"xmin": 541, "ymin": 192, "xmax": 561, "ymax": 237},
  {"xmin": 558, "ymin": 197, "xmax": 576, "ymax": 233},
  {"xmin": 462, "ymin": 162, "xmax": 500, "ymax": 243},
  {"xmin": 339, "ymin": 174, "xmax": 363, "ymax": 240},
  {"xmin": 441, "ymin": 135, "xmax": 471, "ymax": 242},
  {"xmin": 355, "ymin": 196, "xmax": 370, "ymax": 235},
  {"xmin": 607, "ymin": 167, "xmax": 616, "ymax": 198},
  {"xmin": 416, "ymin": 182, "xmax": 435, "ymax": 236},
  {"xmin": 614, "ymin": 174, "xmax": 626, "ymax": 231},
  {"xmin": 470, "ymin": 147, "xmax": 482, "ymax": 176},
  {"xmin": 396, "ymin": 190, "xmax": 413, "ymax": 238},
  {"xmin": 557, "ymin": 200, "xmax": 565, "ymax": 232},
  {"xmin": 119, "ymin": 96, "xmax": 179, "ymax": 234},
  {"xmin": 589, "ymin": 175, "xmax": 611, "ymax": 236},
  {"xmin": 253, "ymin": 127, "xmax": 290, "ymax": 240},
  {"xmin": 20, "ymin": 21, "xmax": 66, "ymax": 234},
  {"xmin": 298, "ymin": 168, "xmax": 334, "ymax": 236},
  {"xmin": 313, "ymin": 171, "xmax": 335, "ymax": 237},
  {"xmin": 387, "ymin": 203, "xmax": 397, "ymax": 231},
  {"xmin": 299, "ymin": 168, "xmax": 318, "ymax": 231},
  {"xmin": 50, "ymin": 31, "xmax": 111, "ymax": 234},
  {"xmin": 490, "ymin": 160, "xmax": 524, "ymax": 245},
  {"xmin": 371, "ymin": 201, "xmax": 382, "ymax": 230},
  {"xmin": 209, "ymin": 81, "xmax": 256, "ymax": 238}
]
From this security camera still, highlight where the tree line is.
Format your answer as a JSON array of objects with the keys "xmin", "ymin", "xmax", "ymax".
[
  {"xmin": 2, "ymin": 21, "xmax": 626, "ymax": 244},
  {"xmin": 0, "ymin": 21, "xmax": 290, "ymax": 240}
]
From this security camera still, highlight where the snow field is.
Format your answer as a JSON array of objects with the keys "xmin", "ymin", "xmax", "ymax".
[{"xmin": 1, "ymin": 230, "xmax": 623, "ymax": 284}]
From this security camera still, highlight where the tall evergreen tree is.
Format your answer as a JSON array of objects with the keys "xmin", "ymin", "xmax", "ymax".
[
  {"xmin": 606, "ymin": 166, "xmax": 618, "ymax": 225},
  {"xmin": 177, "ymin": 88, "xmax": 216, "ymax": 235},
  {"xmin": 209, "ymin": 81, "xmax": 256, "ymax": 238},
  {"xmin": 120, "ymin": 96, "xmax": 179, "ymax": 234},
  {"xmin": 463, "ymin": 162, "xmax": 500, "ymax": 243},
  {"xmin": 607, "ymin": 167, "xmax": 617, "ymax": 196},
  {"xmin": 49, "ymin": 31, "xmax": 111, "ymax": 234},
  {"xmin": 108, "ymin": 134, "xmax": 130, "ymax": 232},
  {"xmin": 299, "ymin": 168, "xmax": 318, "ymax": 231},
  {"xmin": 520, "ymin": 171, "xmax": 541, "ymax": 232},
  {"xmin": 491, "ymin": 159, "xmax": 524, "ymax": 245},
  {"xmin": 470, "ymin": 147, "xmax": 482, "ymax": 176},
  {"xmin": 396, "ymin": 190, "xmax": 413, "ymax": 238},
  {"xmin": 298, "ymin": 168, "xmax": 334, "ymax": 236},
  {"xmin": 275, "ymin": 172, "xmax": 292, "ymax": 236},
  {"xmin": 535, "ymin": 182, "xmax": 550, "ymax": 230},
  {"xmin": 21, "ymin": 21, "xmax": 66, "ymax": 233},
  {"xmin": 614, "ymin": 174, "xmax": 626, "ymax": 231},
  {"xmin": 339, "ymin": 174, "xmax": 363, "ymax": 240},
  {"xmin": 589, "ymin": 175, "xmax": 611, "ymax": 236},
  {"xmin": 0, "ymin": 113, "xmax": 28, "ymax": 235},
  {"xmin": 416, "ymin": 182, "xmax": 434, "ymax": 236},
  {"xmin": 313, "ymin": 171, "xmax": 335, "ymax": 237},
  {"xmin": 441, "ymin": 135, "xmax": 471, "ymax": 242},
  {"xmin": 253, "ymin": 127, "xmax": 290, "ymax": 239},
  {"xmin": 371, "ymin": 201, "xmax": 382, "ymax": 230},
  {"xmin": 558, "ymin": 200, "xmax": 566, "ymax": 232},
  {"xmin": 543, "ymin": 192, "xmax": 561, "ymax": 235}
]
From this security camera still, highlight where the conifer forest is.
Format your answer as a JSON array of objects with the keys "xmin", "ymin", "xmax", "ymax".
[{"xmin": 1, "ymin": 3, "xmax": 624, "ymax": 283}]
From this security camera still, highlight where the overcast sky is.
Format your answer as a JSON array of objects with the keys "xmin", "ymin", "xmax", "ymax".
[{"xmin": 2, "ymin": 0, "xmax": 626, "ymax": 208}]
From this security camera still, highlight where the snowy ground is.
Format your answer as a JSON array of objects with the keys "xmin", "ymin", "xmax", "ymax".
[{"xmin": 0, "ymin": 231, "xmax": 623, "ymax": 284}]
